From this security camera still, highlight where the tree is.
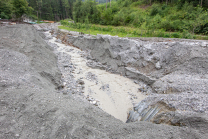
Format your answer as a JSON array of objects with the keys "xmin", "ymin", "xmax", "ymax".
[
  {"xmin": 12, "ymin": 0, "xmax": 33, "ymax": 20},
  {"xmin": 0, "ymin": 0, "xmax": 13, "ymax": 19},
  {"xmin": 191, "ymin": 6, "xmax": 208, "ymax": 34},
  {"xmin": 36, "ymin": 0, "xmax": 42, "ymax": 20}
]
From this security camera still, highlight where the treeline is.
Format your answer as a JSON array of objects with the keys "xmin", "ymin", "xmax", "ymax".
[
  {"xmin": 72, "ymin": 0, "xmax": 208, "ymax": 35},
  {"xmin": 26, "ymin": 0, "xmax": 76, "ymax": 21},
  {"xmin": 0, "ymin": 0, "xmax": 76, "ymax": 21},
  {"xmin": 0, "ymin": 0, "xmax": 33, "ymax": 20},
  {"xmin": 1, "ymin": 0, "xmax": 208, "ymax": 35}
]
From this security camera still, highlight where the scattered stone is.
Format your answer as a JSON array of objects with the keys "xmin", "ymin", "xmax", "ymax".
[
  {"xmin": 155, "ymin": 62, "xmax": 161, "ymax": 69},
  {"xmin": 100, "ymin": 84, "xmax": 110, "ymax": 91},
  {"xmin": 77, "ymin": 79, "xmax": 84, "ymax": 85},
  {"xmin": 86, "ymin": 72, "xmax": 97, "ymax": 82}
]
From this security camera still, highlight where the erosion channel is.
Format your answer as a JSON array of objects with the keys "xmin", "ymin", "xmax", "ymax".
[
  {"xmin": 0, "ymin": 23, "xmax": 207, "ymax": 138},
  {"xmin": 45, "ymin": 30, "xmax": 146, "ymax": 122}
]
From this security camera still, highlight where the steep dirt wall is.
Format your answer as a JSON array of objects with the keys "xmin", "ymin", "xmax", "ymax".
[{"xmin": 57, "ymin": 31, "xmax": 208, "ymax": 94}]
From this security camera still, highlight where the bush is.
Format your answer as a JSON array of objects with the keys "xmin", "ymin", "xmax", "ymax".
[
  {"xmin": 112, "ymin": 15, "xmax": 123, "ymax": 26},
  {"xmin": 195, "ymin": 23, "xmax": 208, "ymax": 35},
  {"xmin": 150, "ymin": 4, "xmax": 161, "ymax": 16},
  {"xmin": 0, "ymin": 12, "xmax": 9, "ymax": 19},
  {"xmin": 172, "ymin": 20, "xmax": 183, "ymax": 31},
  {"xmin": 132, "ymin": 16, "xmax": 144, "ymax": 28},
  {"xmin": 164, "ymin": 34, "xmax": 171, "ymax": 38},
  {"xmin": 160, "ymin": 20, "xmax": 174, "ymax": 31},
  {"xmin": 182, "ymin": 30, "xmax": 193, "ymax": 39},
  {"xmin": 171, "ymin": 32, "xmax": 180, "ymax": 38},
  {"xmin": 157, "ymin": 29, "xmax": 165, "ymax": 37},
  {"xmin": 122, "ymin": 0, "xmax": 131, "ymax": 7}
]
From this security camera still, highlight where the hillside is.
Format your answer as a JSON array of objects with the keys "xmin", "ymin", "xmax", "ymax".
[
  {"xmin": 1, "ymin": 0, "xmax": 208, "ymax": 38},
  {"xmin": 72, "ymin": 0, "xmax": 208, "ymax": 37}
]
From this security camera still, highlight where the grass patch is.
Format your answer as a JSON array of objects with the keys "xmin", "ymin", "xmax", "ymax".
[
  {"xmin": 59, "ymin": 20, "xmax": 208, "ymax": 40},
  {"xmin": 59, "ymin": 25, "xmax": 143, "ymax": 37}
]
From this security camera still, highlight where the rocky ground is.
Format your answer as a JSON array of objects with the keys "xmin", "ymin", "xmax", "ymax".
[
  {"xmin": 0, "ymin": 23, "xmax": 207, "ymax": 138},
  {"xmin": 43, "ymin": 30, "xmax": 147, "ymax": 122},
  {"xmin": 53, "ymin": 25, "xmax": 208, "ymax": 122}
]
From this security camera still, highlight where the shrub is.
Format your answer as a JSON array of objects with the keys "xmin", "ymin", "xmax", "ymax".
[
  {"xmin": 112, "ymin": 15, "xmax": 122, "ymax": 26},
  {"xmin": 0, "ymin": 12, "xmax": 9, "ymax": 19},
  {"xmin": 171, "ymin": 32, "xmax": 180, "ymax": 38},
  {"xmin": 182, "ymin": 30, "xmax": 193, "ymax": 39},
  {"xmin": 164, "ymin": 34, "xmax": 171, "ymax": 38},
  {"xmin": 132, "ymin": 16, "xmax": 144, "ymax": 28},
  {"xmin": 150, "ymin": 4, "xmax": 161, "ymax": 16},
  {"xmin": 157, "ymin": 29, "xmax": 165, "ymax": 37}
]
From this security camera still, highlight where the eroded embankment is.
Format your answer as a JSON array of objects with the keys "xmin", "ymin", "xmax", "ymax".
[
  {"xmin": 44, "ymin": 30, "xmax": 146, "ymax": 122},
  {"xmin": 54, "ymin": 28, "xmax": 208, "ymax": 127},
  {"xmin": 1, "ymin": 23, "xmax": 208, "ymax": 139}
]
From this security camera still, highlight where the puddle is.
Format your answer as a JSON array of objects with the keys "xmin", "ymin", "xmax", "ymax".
[{"xmin": 47, "ymin": 32, "xmax": 146, "ymax": 122}]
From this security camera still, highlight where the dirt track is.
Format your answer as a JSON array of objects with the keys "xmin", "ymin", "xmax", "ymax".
[{"xmin": 0, "ymin": 24, "xmax": 207, "ymax": 138}]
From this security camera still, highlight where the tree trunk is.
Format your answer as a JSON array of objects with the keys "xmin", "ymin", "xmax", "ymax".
[
  {"xmin": 65, "ymin": 7, "xmax": 67, "ymax": 19},
  {"xmin": 106, "ymin": 0, "xmax": 108, "ymax": 9},
  {"xmin": 37, "ymin": 11, "xmax": 38, "ymax": 21},
  {"xmin": 166, "ymin": 0, "xmax": 168, "ymax": 5},
  {"xmin": 110, "ymin": 0, "xmax": 111, "ymax": 7},
  {"xmin": 201, "ymin": 0, "xmax": 203, "ymax": 7}
]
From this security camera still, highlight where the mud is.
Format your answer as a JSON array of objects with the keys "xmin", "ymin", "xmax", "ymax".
[{"xmin": 46, "ymin": 33, "xmax": 146, "ymax": 122}]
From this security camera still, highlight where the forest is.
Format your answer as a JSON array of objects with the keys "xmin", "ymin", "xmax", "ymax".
[{"xmin": 1, "ymin": 0, "xmax": 208, "ymax": 38}]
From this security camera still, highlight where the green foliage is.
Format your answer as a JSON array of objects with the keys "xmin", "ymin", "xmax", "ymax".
[
  {"xmin": 60, "ymin": 20, "xmax": 208, "ymax": 40},
  {"xmin": 12, "ymin": 0, "xmax": 33, "ymax": 19},
  {"xmin": 0, "ymin": 12, "xmax": 9, "ymax": 19},
  {"xmin": 195, "ymin": 23, "xmax": 208, "ymax": 35},
  {"xmin": 182, "ymin": 30, "xmax": 194, "ymax": 39},
  {"xmin": 171, "ymin": 32, "xmax": 181, "ymax": 38},
  {"xmin": 0, "ymin": 0, "xmax": 13, "ymax": 19},
  {"xmin": 0, "ymin": 0, "xmax": 34, "ymax": 20},
  {"xmin": 73, "ymin": 0, "xmax": 100, "ymax": 24},
  {"xmin": 24, "ymin": 0, "xmax": 208, "ymax": 39},
  {"xmin": 150, "ymin": 4, "xmax": 161, "ymax": 16}
]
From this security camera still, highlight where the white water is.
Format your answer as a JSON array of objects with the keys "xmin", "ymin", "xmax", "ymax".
[{"xmin": 47, "ymin": 32, "xmax": 146, "ymax": 122}]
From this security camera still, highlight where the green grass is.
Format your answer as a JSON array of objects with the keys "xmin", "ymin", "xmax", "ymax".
[
  {"xmin": 59, "ymin": 25, "xmax": 142, "ymax": 37},
  {"xmin": 59, "ymin": 21, "xmax": 208, "ymax": 40}
]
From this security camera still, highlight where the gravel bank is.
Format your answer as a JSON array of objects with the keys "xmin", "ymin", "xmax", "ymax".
[{"xmin": 0, "ymin": 24, "xmax": 207, "ymax": 138}]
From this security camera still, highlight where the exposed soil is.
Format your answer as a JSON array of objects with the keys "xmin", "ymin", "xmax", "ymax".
[
  {"xmin": 0, "ymin": 24, "xmax": 207, "ymax": 138},
  {"xmin": 45, "ymin": 31, "xmax": 146, "ymax": 122}
]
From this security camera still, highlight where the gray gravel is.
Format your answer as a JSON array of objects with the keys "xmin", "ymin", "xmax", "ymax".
[
  {"xmin": 52, "ymin": 24, "xmax": 208, "ymax": 136},
  {"xmin": 0, "ymin": 24, "xmax": 207, "ymax": 138}
]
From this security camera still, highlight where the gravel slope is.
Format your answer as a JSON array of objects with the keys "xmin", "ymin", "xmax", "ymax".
[{"xmin": 0, "ymin": 24, "xmax": 207, "ymax": 139}]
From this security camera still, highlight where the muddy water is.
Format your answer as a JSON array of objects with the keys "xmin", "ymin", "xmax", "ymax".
[{"xmin": 47, "ymin": 33, "xmax": 146, "ymax": 122}]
